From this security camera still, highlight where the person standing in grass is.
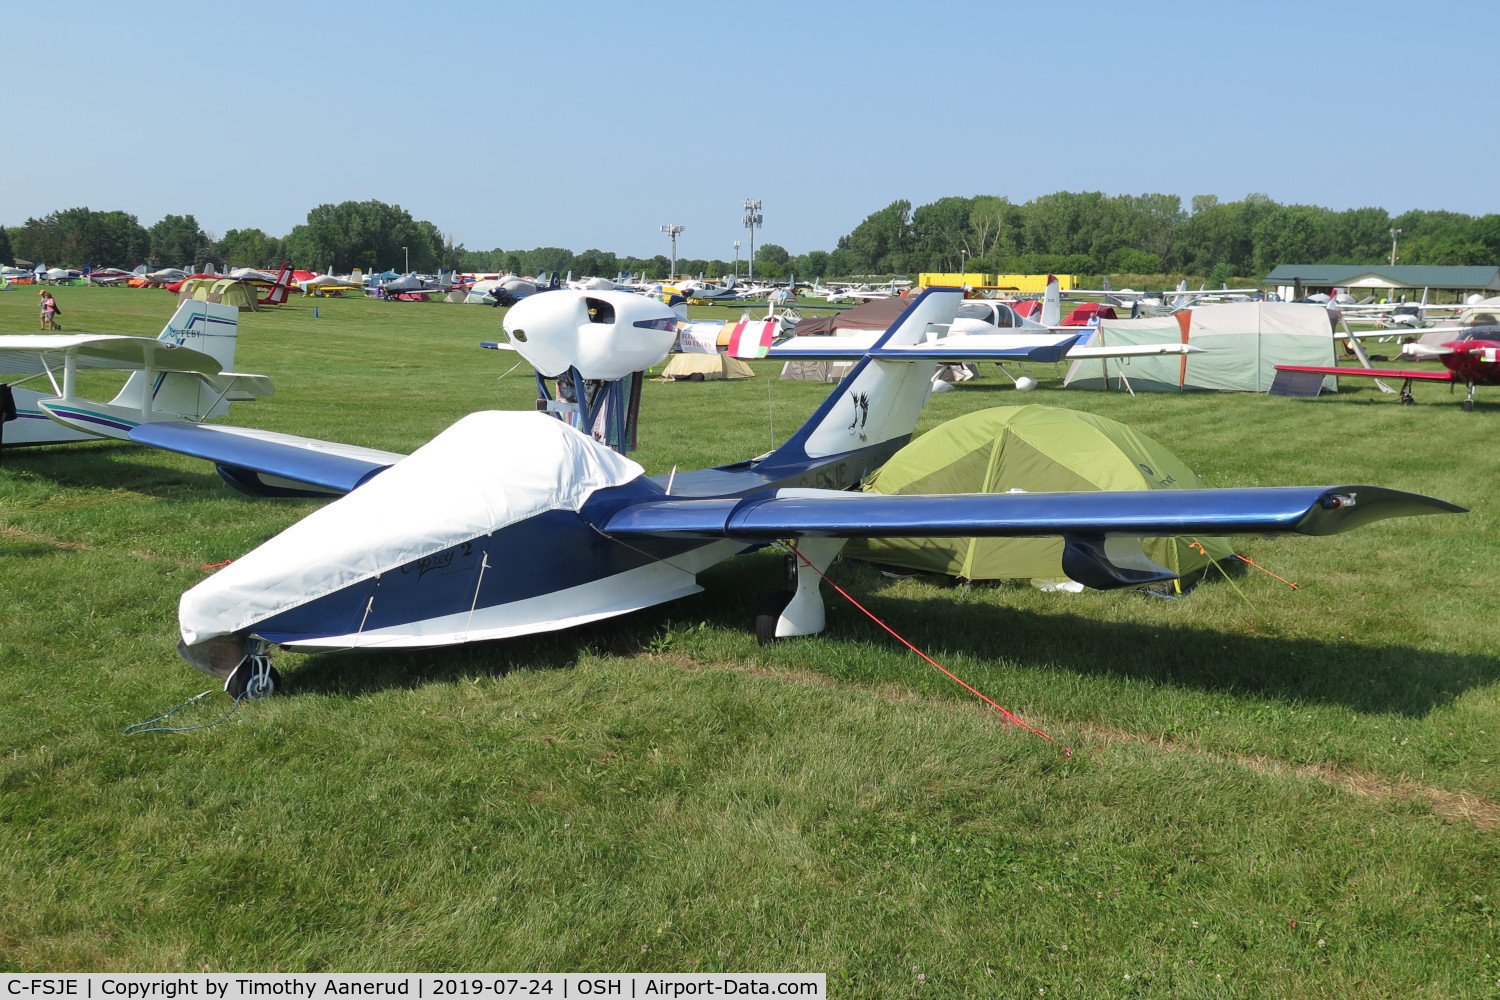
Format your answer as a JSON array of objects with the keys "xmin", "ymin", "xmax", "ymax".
[{"xmin": 40, "ymin": 290, "xmax": 60, "ymax": 330}]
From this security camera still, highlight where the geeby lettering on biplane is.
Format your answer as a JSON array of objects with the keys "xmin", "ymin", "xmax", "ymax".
[
  {"xmin": 127, "ymin": 288, "xmax": 1463, "ymax": 697},
  {"xmin": 1274, "ymin": 324, "xmax": 1500, "ymax": 411}
]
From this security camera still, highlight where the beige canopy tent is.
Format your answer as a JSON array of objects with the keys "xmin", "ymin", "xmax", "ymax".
[{"xmin": 658, "ymin": 352, "xmax": 755, "ymax": 380}]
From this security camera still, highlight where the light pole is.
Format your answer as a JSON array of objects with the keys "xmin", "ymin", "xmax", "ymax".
[
  {"xmin": 733, "ymin": 240, "xmax": 741, "ymax": 278},
  {"xmin": 743, "ymin": 198, "xmax": 762, "ymax": 280},
  {"xmin": 1389, "ymin": 228, "xmax": 1402, "ymax": 267},
  {"xmin": 660, "ymin": 224, "xmax": 685, "ymax": 280},
  {"xmin": 402, "ymin": 246, "xmax": 409, "ymax": 273}
]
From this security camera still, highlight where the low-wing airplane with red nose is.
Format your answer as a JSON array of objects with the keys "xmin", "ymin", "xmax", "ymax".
[{"xmin": 1275, "ymin": 324, "xmax": 1500, "ymax": 411}]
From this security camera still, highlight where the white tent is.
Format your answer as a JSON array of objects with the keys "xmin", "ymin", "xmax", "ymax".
[{"xmin": 1063, "ymin": 303, "xmax": 1337, "ymax": 393}]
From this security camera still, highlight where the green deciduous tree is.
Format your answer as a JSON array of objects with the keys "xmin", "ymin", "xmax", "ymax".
[
  {"xmin": 149, "ymin": 214, "xmax": 211, "ymax": 268},
  {"xmin": 12, "ymin": 215, "xmax": 61, "ymax": 265},
  {"xmin": 51, "ymin": 207, "xmax": 150, "ymax": 268},
  {"xmin": 841, "ymin": 200, "xmax": 913, "ymax": 275},
  {"xmin": 214, "ymin": 228, "xmax": 285, "ymax": 269},
  {"xmin": 283, "ymin": 201, "xmax": 445, "ymax": 273},
  {"xmin": 756, "ymin": 243, "xmax": 790, "ymax": 266}
]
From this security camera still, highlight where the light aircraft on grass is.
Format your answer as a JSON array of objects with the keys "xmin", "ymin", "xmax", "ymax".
[
  {"xmin": 297, "ymin": 268, "xmax": 367, "ymax": 295},
  {"xmin": 375, "ymin": 270, "xmax": 456, "ymax": 297},
  {"xmin": 0, "ymin": 301, "xmax": 273, "ymax": 449},
  {"xmin": 84, "ymin": 267, "xmax": 135, "ymax": 286},
  {"xmin": 1070, "ymin": 279, "xmax": 1259, "ymax": 316},
  {"xmin": 670, "ymin": 274, "xmax": 745, "ymax": 302},
  {"xmin": 132, "ymin": 265, "xmax": 192, "ymax": 286},
  {"xmin": 123, "ymin": 287, "xmax": 1462, "ymax": 696},
  {"xmin": 1276, "ymin": 325, "xmax": 1500, "ymax": 411},
  {"xmin": 484, "ymin": 272, "xmax": 563, "ymax": 305},
  {"xmin": 773, "ymin": 285, "xmax": 1203, "ymax": 383}
]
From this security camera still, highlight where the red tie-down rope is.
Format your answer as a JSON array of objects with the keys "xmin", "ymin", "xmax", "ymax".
[
  {"xmin": 784, "ymin": 544, "xmax": 1070, "ymax": 756},
  {"xmin": 1186, "ymin": 539, "xmax": 1299, "ymax": 591}
]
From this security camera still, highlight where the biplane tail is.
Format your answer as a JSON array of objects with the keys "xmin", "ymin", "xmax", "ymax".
[{"xmin": 111, "ymin": 300, "xmax": 265, "ymax": 422}]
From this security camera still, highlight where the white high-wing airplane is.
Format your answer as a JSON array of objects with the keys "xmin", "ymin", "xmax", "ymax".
[
  {"xmin": 0, "ymin": 301, "xmax": 273, "ymax": 450},
  {"xmin": 1337, "ymin": 288, "xmax": 1465, "ymax": 330},
  {"xmin": 1069, "ymin": 278, "xmax": 1248, "ymax": 317}
]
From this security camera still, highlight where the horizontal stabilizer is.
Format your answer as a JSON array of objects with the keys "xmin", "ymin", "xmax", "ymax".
[
  {"xmin": 130, "ymin": 421, "xmax": 404, "ymax": 495},
  {"xmin": 596, "ymin": 485, "xmax": 1465, "ymax": 541},
  {"xmin": 197, "ymin": 372, "xmax": 275, "ymax": 399}
]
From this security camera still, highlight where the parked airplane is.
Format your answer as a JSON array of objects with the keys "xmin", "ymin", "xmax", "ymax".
[
  {"xmin": 773, "ymin": 289, "xmax": 1201, "ymax": 369},
  {"xmin": 84, "ymin": 267, "xmax": 135, "ymax": 286},
  {"xmin": 0, "ymin": 301, "xmax": 273, "ymax": 449},
  {"xmin": 565, "ymin": 271, "xmax": 626, "ymax": 292},
  {"xmin": 1068, "ymin": 279, "xmax": 1256, "ymax": 317},
  {"xmin": 298, "ymin": 268, "xmax": 366, "ymax": 295},
  {"xmin": 1276, "ymin": 325, "xmax": 1500, "ymax": 411},
  {"xmin": 670, "ymin": 274, "xmax": 744, "ymax": 302},
  {"xmin": 126, "ymin": 288, "xmax": 1461, "ymax": 695},
  {"xmin": 487, "ymin": 271, "xmax": 562, "ymax": 305},
  {"xmin": 375, "ymin": 270, "xmax": 456, "ymax": 297},
  {"xmin": 133, "ymin": 265, "xmax": 192, "ymax": 286}
]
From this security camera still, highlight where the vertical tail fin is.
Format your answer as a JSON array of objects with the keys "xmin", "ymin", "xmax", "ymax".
[
  {"xmin": 1040, "ymin": 275, "xmax": 1061, "ymax": 327},
  {"xmin": 111, "ymin": 301, "xmax": 244, "ymax": 420},
  {"xmin": 259, "ymin": 262, "xmax": 292, "ymax": 306},
  {"xmin": 760, "ymin": 287, "xmax": 963, "ymax": 471}
]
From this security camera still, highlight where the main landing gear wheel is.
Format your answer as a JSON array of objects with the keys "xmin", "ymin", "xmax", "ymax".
[
  {"xmin": 755, "ymin": 590, "xmax": 795, "ymax": 646},
  {"xmin": 1463, "ymin": 399, "xmax": 1475, "ymax": 412}
]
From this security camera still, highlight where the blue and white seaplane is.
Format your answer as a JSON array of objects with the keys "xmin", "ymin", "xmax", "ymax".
[
  {"xmin": 129, "ymin": 287, "xmax": 1463, "ymax": 695},
  {"xmin": 0, "ymin": 301, "xmax": 273, "ymax": 450}
]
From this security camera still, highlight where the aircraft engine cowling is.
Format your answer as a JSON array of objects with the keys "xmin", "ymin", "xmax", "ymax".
[{"xmin": 502, "ymin": 290, "xmax": 678, "ymax": 380}]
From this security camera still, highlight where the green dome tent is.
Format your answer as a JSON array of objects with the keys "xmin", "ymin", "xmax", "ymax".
[{"xmin": 843, "ymin": 404, "xmax": 1234, "ymax": 586}]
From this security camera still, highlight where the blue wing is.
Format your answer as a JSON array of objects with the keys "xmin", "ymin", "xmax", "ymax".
[
  {"xmin": 592, "ymin": 485, "xmax": 1465, "ymax": 589},
  {"xmin": 130, "ymin": 421, "xmax": 403, "ymax": 497},
  {"xmin": 596, "ymin": 485, "xmax": 1463, "ymax": 539}
]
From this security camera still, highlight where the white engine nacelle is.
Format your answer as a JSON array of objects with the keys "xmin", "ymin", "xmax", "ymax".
[{"xmin": 502, "ymin": 290, "xmax": 679, "ymax": 380}]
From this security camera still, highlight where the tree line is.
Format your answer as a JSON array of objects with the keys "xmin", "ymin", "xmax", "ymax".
[
  {"xmin": 2, "ymin": 201, "xmax": 462, "ymax": 276},
  {"xmin": 6, "ymin": 192, "xmax": 1498, "ymax": 283}
]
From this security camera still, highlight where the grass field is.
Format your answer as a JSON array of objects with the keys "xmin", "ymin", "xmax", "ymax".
[{"xmin": 1, "ymin": 287, "xmax": 1497, "ymax": 996}]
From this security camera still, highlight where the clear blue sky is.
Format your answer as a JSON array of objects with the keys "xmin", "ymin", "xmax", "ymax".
[{"xmin": 6, "ymin": 0, "xmax": 1495, "ymax": 262}]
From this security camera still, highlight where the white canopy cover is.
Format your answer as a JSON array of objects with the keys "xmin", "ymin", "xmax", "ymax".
[{"xmin": 179, "ymin": 411, "xmax": 645, "ymax": 644}]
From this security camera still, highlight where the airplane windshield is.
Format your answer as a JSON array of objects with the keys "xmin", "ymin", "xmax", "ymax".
[{"xmin": 955, "ymin": 303, "xmax": 993, "ymax": 321}]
